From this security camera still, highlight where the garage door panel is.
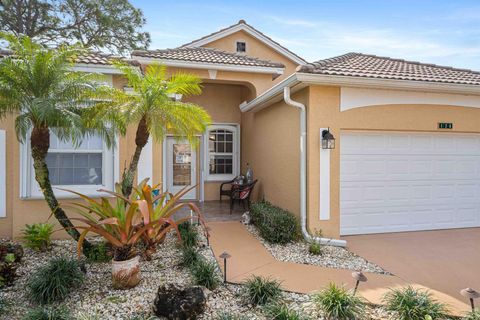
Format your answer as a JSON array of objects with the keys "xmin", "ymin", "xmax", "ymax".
[{"xmin": 340, "ymin": 132, "xmax": 480, "ymax": 235}]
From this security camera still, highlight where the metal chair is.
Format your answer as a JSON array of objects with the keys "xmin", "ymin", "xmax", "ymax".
[{"xmin": 229, "ymin": 179, "xmax": 258, "ymax": 214}]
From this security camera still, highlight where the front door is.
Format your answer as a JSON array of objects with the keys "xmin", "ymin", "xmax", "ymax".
[{"xmin": 166, "ymin": 137, "xmax": 197, "ymax": 199}]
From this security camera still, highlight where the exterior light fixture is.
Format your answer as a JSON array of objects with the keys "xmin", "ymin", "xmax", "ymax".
[
  {"xmin": 352, "ymin": 271, "xmax": 367, "ymax": 295},
  {"xmin": 205, "ymin": 226, "xmax": 211, "ymax": 247},
  {"xmin": 219, "ymin": 251, "xmax": 231, "ymax": 283},
  {"xmin": 461, "ymin": 288, "xmax": 480, "ymax": 311},
  {"xmin": 321, "ymin": 128, "xmax": 335, "ymax": 149}
]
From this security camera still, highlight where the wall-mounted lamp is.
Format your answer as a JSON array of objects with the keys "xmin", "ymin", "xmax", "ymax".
[{"xmin": 321, "ymin": 128, "xmax": 335, "ymax": 149}]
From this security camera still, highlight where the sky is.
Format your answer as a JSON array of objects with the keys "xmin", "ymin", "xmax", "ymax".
[{"xmin": 130, "ymin": 0, "xmax": 480, "ymax": 70}]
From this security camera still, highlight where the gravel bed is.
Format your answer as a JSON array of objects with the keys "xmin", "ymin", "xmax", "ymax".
[
  {"xmin": 0, "ymin": 226, "xmax": 391, "ymax": 319},
  {"xmin": 245, "ymin": 224, "xmax": 391, "ymax": 275}
]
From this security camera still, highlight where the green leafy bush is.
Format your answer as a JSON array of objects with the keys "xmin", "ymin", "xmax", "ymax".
[
  {"xmin": 243, "ymin": 275, "xmax": 282, "ymax": 306},
  {"xmin": 0, "ymin": 297, "xmax": 10, "ymax": 315},
  {"xmin": 0, "ymin": 253, "xmax": 19, "ymax": 288},
  {"xmin": 308, "ymin": 242, "xmax": 322, "ymax": 255},
  {"xmin": 21, "ymin": 223, "xmax": 54, "ymax": 251},
  {"xmin": 22, "ymin": 305, "xmax": 71, "ymax": 320},
  {"xmin": 180, "ymin": 246, "xmax": 201, "ymax": 268},
  {"xmin": 313, "ymin": 283, "xmax": 365, "ymax": 320},
  {"xmin": 250, "ymin": 201, "xmax": 299, "ymax": 244},
  {"xmin": 86, "ymin": 241, "xmax": 112, "ymax": 262},
  {"xmin": 465, "ymin": 311, "xmax": 480, "ymax": 320},
  {"xmin": 27, "ymin": 257, "xmax": 84, "ymax": 304},
  {"xmin": 178, "ymin": 222, "xmax": 199, "ymax": 248},
  {"xmin": 383, "ymin": 286, "xmax": 448, "ymax": 320},
  {"xmin": 264, "ymin": 302, "xmax": 309, "ymax": 320},
  {"xmin": 214, "ymin": 312, "xmax": 248, "ymax": 320},
  {"xmin": 191, "ymin": 258, "xmax": 220, "ymax": 290}
]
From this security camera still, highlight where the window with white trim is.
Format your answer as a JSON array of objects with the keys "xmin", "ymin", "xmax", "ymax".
[
  {"xmin": 204, "ymin": 125, "xmax": 239, "ymax": 181},
  {"xmin": 21, "ymin": 132, "xmax": 116, "ymax": 199}
]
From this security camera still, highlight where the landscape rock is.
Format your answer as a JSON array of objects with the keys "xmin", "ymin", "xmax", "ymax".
[{"xmin": 153, "ymin": 284, "xmax": 206, "ymax": 320}]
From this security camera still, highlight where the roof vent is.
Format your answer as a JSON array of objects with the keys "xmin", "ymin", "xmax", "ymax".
[{"xmin": 238, "ymin": 19, "xmax": 246, "ymax": 24}]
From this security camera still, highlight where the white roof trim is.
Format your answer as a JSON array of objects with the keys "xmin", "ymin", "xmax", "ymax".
[
  {"xmin": 72, "ymin": 63, "xmax": 124, "ymax": 74},
  {"xmin": 241, "ymin": 72, "xmax": 480, "ymax": 113},
  {"xmin": 132, "ymin": 56, "xmax": 284, "ymax": 75},
  {"xmin": 183, "ymin": 23, "xmax": 306, "ymax": 65}
]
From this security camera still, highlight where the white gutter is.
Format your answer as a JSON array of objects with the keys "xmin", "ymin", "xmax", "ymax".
[{"xmin": 283, "ymin": 87, "xmax": 346, "ymax": 247}]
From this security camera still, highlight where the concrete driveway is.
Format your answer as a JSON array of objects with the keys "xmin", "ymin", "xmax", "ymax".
[{"xmin": 343, "ymin": 228, "xmax": 480, "ymax": 312}]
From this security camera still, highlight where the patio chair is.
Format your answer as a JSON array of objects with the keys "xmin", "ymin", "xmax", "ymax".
[
  {"xmin": 229, "ymin": 179, "xmax": 258, "ymax": 214},
  {"xmin": 219, "ymin": 178, "xmax": 236, "ymax": 202}
]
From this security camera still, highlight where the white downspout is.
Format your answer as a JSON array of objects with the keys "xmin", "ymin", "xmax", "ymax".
[{"xmin": 283, "ymin": 87, "xmax": 346, "ymax": 247}]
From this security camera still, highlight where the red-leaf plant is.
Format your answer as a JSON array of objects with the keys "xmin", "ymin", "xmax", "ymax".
[{"xmin": 61, "ymin": 180, "xmax": 207, "ymax": 261}]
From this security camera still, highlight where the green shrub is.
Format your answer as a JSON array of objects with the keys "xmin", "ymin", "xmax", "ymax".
[
  {"xmin": 180, "ymin": 246, "xmax": 201, "ymax": 268},
  {"xmin": 308, "ymin": 242, "xmax": 322, "ymax": 255},
  {"xmin": 383, "ymin": 286, "xmax": 448, "ymax": 320},
  {"xmin": 214, "ymin": 312, "xmax": 248, "ymax": 320},
  {"xmin": 250, "ymin": 201, "xmax": 299, "ymax": 244},
  {"xmin": 0, "ymin": 297, "xmax": 10, "ymax": 315},
  {"xmin": 465, "ymin": 311, "xmax": 480, "ymax": 320},
  {"xmin": 243, "ymin": 275, "xmax": 282, "ymax": 306},
  {"xmin": 86, "ymin": 241, "xmax": 112, "ymax": 262},
  {"xmin": 313, "ymin": 283, "xmax": 365, "ymax": 320},
  {"xmin": 264, "ymin": 302, "xmax": 309, "ymax": 320},
  {"xmin": 191, "ymin": 258, "xmax": 220, "ymax": 290},
  {"xmin": 21, "ymin": 223, "xmax": 54, "ymax": 251},
  {"xmin": 22, "ymin": 305, "xmax": 71, "ymax": 320},
  {"xmin": 27, "ymin": 257, "xmax": 84, "ymax": 304},
  {"xmin": 178, "ymin": 222, "xmax": 199, "ymax": 248}
]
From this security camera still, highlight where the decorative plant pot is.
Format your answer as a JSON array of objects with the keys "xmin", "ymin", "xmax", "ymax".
[{"xmin": 111, "ymin": 255, "xmax": 141, "ymax": 289}]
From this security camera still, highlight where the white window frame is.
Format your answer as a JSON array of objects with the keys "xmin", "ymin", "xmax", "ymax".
[
  {"xmin": 204, "ymin": 124, "xmax": 240, "ymax": 182},
  {"xmin": 20, "ymin": 134, "xmax": 119, "ymax": 199}
]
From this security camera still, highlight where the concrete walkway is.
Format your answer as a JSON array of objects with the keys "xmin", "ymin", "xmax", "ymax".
[{"xmin": 208, "ymin": 221, "xmax": 470, "ymax": 316}]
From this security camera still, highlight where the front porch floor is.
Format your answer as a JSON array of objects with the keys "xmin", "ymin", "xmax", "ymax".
[{"xmin": 175, "ymin": 200, "xmax": 245, "ymax": 222}]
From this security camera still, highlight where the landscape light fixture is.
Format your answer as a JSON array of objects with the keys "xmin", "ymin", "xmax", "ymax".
[
  {"xmin": 322, "ymin": 128, "xmax": 335, "ymax": 149},
  {"xmin": 352, "ymin": 271, "xmax": 367, "ymax": 295},
  {"xmin": 219, "ymin": 251, "xmax": 231, "ymax": 283},
  {"xmin": 461, "ymin": 288, "xmax": 480, "ymax": 311}
]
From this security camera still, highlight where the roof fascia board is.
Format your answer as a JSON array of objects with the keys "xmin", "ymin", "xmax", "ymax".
[
  {"xmin": 72, "ymin": 63, "xmax": 124, "ymax": 74},
  {"xmin": 183, "ymin": 24, "xmax": 306, "ymax": 65},
  {"xmin": 296, "ymin": 73, "xmax": 480, "ymax": 95},
  {"xmin": 132, "ymin": 56, "xmax": 284, "ymax": 75}
]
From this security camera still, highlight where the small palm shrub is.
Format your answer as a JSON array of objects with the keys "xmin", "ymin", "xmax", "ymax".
[
  {"xmin": 383, "ymin": 286, "xmax": 448, "ymax": 320},
  {"xmin": 180, "ymin": 246, "xmax": 201, "ymax": 268},
  {"xmin": 264, "ymin": 302, "xmax": 309, "ymax": 320},
  {"xmin": 191, "ymin": 258, "xmax": 220, "ymax": 290},
  {"xmin": 250, "ymin": 201, "xmax": 299, "ymax": 244},
  {"xmin": 243, "ymin": 275, "xmax": 282, "ymax": 306},
  {"xmin": 313, "ymin": 283, "xmax": 365, "ymax": 320},
  {"xmin": 0, "ymin": 252, "xmax": 18, "ymax": 287},
  {"xmin": 85, "ymin": 241, "xmax": 112, "ymax": 263},
  {"xmin": 22, "ymin": 305, "xmax": 71, "ymax": 320},
  {"xmin": 21, "ymin": 223, "xmax": 54, "ymax": 251},
  {"xmin": 178, "ymin": 222, "xmax": 199, "ymax": 248},
  {"xmin": 215, "ymin": 312, "xmax": 248, "ymax": 320},
  {"xmin": 465, "ymin": 311, "xmax": 480, "ymax": 320},
  {"xmin": 27, "ymin": 257, "xmax": 84, "ymax": 304}
]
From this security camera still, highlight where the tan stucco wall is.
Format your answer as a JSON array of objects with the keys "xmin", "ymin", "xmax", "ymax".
[
  {"xmin": 201, "ymin": 30, "xmax": 299, "ymax": 86},
  {"xmin": 241, "ymin": 89, "xmax": 307, "ymax": 218},
  {"xmin": 307, "ymin": 85, "xmax": 480, "ymax": 238}
]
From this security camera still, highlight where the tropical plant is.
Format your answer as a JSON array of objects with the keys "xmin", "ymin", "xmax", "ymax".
[
  {"xmin": 264, "ymin": 302, "xmax": 309, "ymax": 320},
  {"xmin": 106, "ymin": 62, "xmax": 211, "ymax": 197},
  {"xmin": 180, "ymin": 246, "xmax": 201, "ymax": 268},
  {"xmin": 214, "ymin": 312, "xmax": 248, "ymax": 320},
  {"xmin": 465, "ymin": 311, "xmax": 480, "ymax": 320},
  {"xmin": 0, "ymin": 297, "xmax": 10, "ymax": 315},
  {"xmin": 178, "ymin": 221, "xmax": 199, "ymax": 248},
  {"xmin": 243, "ymin": 275, "xmax": 283, "ymax": 306},
  {"xmin": 130, "ymin": 180, "xmax": 206, "ymax": 258},
  {"xmin": 27, "ymin": 257, "xmax": 84, "ymax": 304},
  {"xmin": 383, "ymin": 286, "xmax": 449, "ymax": 320},
  {"xmin": 190, "ymin": 258, "xmax": 221, "ymax": 290},
  {"xmin": 313, "ymin": 283, "xmax": 365, "ymax": 320},
  {"xmin": 22, "ymin": 305, "xmax": 72, "ymax": 320},
  {"xmin": 85, "ymin": 241, "xmax": 112, "ymax": 263},
  {"xmin": 0, "ymin": 34, "xmax": 123, "ymax": 254},
  {"xmin": 308, "ymin": 242, "xmax": 322, "ymax": 255},
  {"xmin": 0, "ymin": 252, "xmax": 19, "ymax": 287},
  {"xmin": 21, "ymin": 222, "xmax": 54, "ymax": 251}
]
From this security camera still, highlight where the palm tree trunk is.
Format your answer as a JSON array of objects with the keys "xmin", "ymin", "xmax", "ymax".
[
  {"xmin": 121, "ymin": 116, "xmax": 149, "ymax": 197},
  {"xmin": 30, "ymin": 126, "xmax": 93, "ymax": 254}
]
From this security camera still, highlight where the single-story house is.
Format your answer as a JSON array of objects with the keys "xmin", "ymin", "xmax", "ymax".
[{"xmin": 1, "ymin": 20, "xmax": 480, "ymax": 243}]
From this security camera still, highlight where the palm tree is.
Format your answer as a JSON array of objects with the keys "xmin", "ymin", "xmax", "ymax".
[
  {"xmin": 111, "ymin": 62, "xmax": 211, "ymax": 197},
  {"xmin": 0, "ymin": 34, "xmax": 123, "ymax": 253}
]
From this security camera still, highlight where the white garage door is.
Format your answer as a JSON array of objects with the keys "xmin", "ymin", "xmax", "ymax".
[{"xmin": 340, "ymin": 131, "xmax": 480, "ymax": 235}]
